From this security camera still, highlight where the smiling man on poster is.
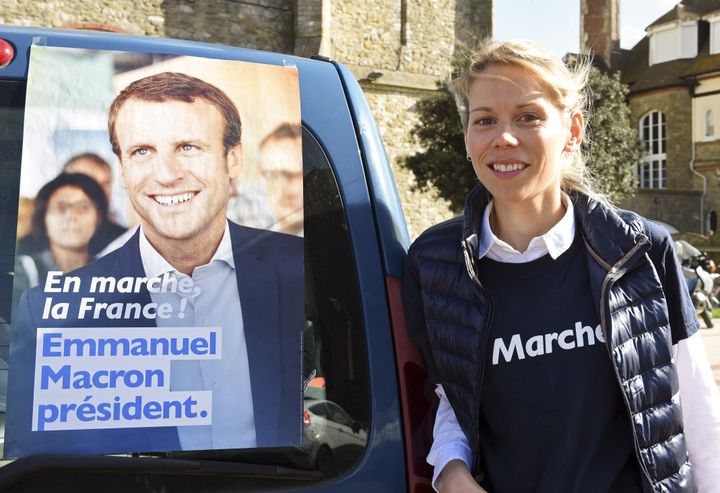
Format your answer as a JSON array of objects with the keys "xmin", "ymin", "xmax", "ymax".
[{"xmin": 6, "ymin": 71, "xmax": 304, "ymax": 457}]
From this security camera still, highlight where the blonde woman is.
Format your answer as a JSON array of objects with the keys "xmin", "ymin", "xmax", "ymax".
[{"xmin": 403, "ymin": 40, "xmax": 720, "ymax": 492}]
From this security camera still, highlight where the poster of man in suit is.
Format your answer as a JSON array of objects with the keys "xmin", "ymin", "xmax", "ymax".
[{"xmin": 5, "ymin": 45, "xmax": 304, "ymax": 457}]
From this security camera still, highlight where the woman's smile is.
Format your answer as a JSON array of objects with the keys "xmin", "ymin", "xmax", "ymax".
[{"xmin": 488, "ymin": 160, "xmax": 529, "ymax": 178}]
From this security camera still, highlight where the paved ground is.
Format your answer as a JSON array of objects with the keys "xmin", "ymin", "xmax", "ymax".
[{"xmin": 700, "ymin": 319, "xmax": 720, "ymax": 388}]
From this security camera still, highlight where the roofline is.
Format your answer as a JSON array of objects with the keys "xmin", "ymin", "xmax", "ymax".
[
  {"xmin": 683, "ymin": 68, "xmax": 720, "ymax": 80},
  {"xmin": 702, "ymin": 9, "xmax": 720, "ymax": 20},
  {"xmin": 628, "ymin": 84, "xmax": 692, "ymax": 98},
  {"xmin": 647, "ymin": 17, "xmax": 701, "ymax": 33}
]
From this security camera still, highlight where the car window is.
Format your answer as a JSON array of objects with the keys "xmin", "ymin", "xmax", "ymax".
[
  {"xmin": 308, "ymin": 403, "xmax": 328, "ymax": 418},
  {"xmin": 0, "ymin": 76, "xmax": 371, "ymax": 490},
  {"xmin": 326, "ymin": 404, "xmax": 352, "ymax": 427}
]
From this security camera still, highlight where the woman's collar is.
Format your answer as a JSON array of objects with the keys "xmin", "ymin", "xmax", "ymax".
[{"xmin": 477, "ymin": 194, "xmax": 576, "ymax": 263}]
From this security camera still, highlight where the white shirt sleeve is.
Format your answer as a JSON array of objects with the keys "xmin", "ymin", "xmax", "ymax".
[
  {"xmin": 676, "ymin": 333, "xmax": 720, "ymax": 492},
  {"xmin": 428, "ymin": 384, "xmax": 473, "ymax": 492}
]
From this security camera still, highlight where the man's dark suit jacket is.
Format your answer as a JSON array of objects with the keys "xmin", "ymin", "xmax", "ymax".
[{"xmin": 4, "ymin": 221, "xmax": 303, "ymax": 457}]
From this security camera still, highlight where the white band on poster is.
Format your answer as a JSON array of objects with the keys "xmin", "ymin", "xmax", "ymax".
[{"xmin": 32, "ymin": 326, "xmax": 220, "ymax": 432}]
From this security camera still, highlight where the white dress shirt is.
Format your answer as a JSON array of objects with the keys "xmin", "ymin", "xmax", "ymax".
[
  {"xmin": 139, "ymin": 222, "xmax": 256, "ymax": 450},
  {"xmin": 429, "ymin": 197, "xmax": 720, "ymax": 492}
]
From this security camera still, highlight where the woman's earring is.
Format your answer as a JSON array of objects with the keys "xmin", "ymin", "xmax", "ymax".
[{"xmin": 466, "ymin": 155, "xmax": 472, "ymax": 162}]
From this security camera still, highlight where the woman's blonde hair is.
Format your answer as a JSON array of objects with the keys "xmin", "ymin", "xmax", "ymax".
[{"xmin": 451, "ymin": 39, "xmax": 609, "ymax": 203}]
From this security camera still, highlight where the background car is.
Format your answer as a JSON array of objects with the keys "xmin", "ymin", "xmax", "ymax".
[{"xmin": 295, "ymin": 395, "xmax": 368, "ymax": 476}]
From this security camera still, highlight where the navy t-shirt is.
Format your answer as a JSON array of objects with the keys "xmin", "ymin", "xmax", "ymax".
[{"xmin": 476, "ymin": 232, "xmax": 643, "ymax": 493}]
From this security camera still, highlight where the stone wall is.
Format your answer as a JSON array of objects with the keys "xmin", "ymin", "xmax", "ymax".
[
  {"xmin": 328, "ymin": 0, "xmax": 455, "ymax": 77},
  {"xmin": 1, "ymin": 0, "xmax": 163, "ymax": 34},
  {"xmin": 401, "ymin": 0, "xmax": 454, "ymax": 76},
  {"xmin": 295, "ymin": 0, "xmax": 326, "ymax": 58},
  {"xmin": 696, "ymin": 140, "xmax": 720, "ymax": 163},
  {"xmin": 622, "ymin": 189, "xmax": 704, "ymax": 233},
  {"xmin": 1, "ymin": 0, "xmax": 294, "ymax": 53},
  {"xmin": 629, "ymin": 88, "xmax": 694, "ymax": 189},
  {"xmin": 364, "ymin": 87, "xmax": 455, "ymax": 238},
  {"xmin": 625, "ymin": 87, "xmax": 701, "ymax": 231},
  {"xmin": 454, "ymin": 0, "xmax": 492, "ymax": 51},
  {"xmin": 162, "ymin": 0, "xmax": 294, "ymax": 53}
]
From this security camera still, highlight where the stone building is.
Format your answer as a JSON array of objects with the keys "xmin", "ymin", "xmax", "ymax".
[
  {"xmin": 583, "ymin": 0, "xmax": 720, "ymax": 234},
  {"xmin": 1, "ymin": 0, "xmax": 493, "ymax": 238}
]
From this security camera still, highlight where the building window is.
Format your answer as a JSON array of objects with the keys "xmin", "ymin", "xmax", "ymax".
[
  {"xmin": 704, "ymin": 108, "xmax": 715, "ymax": 139},
  {"xmin": 638, "ymin": 110, "xmax": 666, "ymax": 189},
  {"xmin": 708, "ymin": 15, "xmax": 720, "ymax": 54},
  {"xmin": 649, "ymin": 20, "xmax": 698, "ymax": 65}
]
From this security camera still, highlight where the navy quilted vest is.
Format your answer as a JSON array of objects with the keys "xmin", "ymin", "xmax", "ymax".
[{"xmin": 404, "ymin": 186, "xmax": 696, "ymax": 492}]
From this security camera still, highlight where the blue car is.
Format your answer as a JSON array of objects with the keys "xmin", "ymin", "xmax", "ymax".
[{"xmin": 0, "ymin": 26, "xmax": 434, "ymax": 492}]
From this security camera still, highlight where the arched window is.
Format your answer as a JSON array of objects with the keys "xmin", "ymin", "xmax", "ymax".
[
  {"xmin": 638, "ymin": 110, "xmax": 666, "ymax": 189},
  {"xmin": 704, "ymin": 108, "xmax": 715, "ymax": 139}
]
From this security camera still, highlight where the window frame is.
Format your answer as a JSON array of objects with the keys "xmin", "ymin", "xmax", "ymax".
[
  {"xmin": 707, "ymin": 14, "xmax": 720, "ymax": 55},
  {"xmin": 648, "ymin": 20, "xmax": 698, "ymax": 65},
  {"xmin": 638, "ymin": 110, "xmax": 667, "ymax": 189},
  {"xmin": 703, "ymin": 108, "xmax": 716, "ymax": 141}
]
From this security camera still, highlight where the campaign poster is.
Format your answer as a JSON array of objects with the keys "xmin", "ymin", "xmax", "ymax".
[{"xmin": 4, "ymin": 45, "xmax": 304, "ymax": 457}]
